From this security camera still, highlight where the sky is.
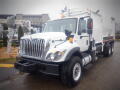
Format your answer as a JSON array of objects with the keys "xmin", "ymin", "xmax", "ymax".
[{"xmin": 0, "ymin": 0, "xmax": 120, "ymax": 22}]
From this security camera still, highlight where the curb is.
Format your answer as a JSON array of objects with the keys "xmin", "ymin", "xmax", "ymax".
[{"xmin": 0, "ymin": 64, "xmax": 14, "ymax": 68}]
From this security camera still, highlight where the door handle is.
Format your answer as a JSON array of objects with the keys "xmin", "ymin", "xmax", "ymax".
[
  {"xmin": 80, "ymin": 36, "xmax": 89, "ymax": 39},
  {"xmin": 80, "ymin": 36, "xmax": 83, "ymax": 39}
]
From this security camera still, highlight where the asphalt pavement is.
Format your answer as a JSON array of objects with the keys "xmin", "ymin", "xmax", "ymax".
[{"xmin": 0, "ymin": 41, "xmax": 120, "ymax": 90}]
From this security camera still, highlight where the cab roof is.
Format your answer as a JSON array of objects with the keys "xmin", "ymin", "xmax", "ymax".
[{"xmin": 49, "ymin": 11, "xmax": 91, "ymax": 22}]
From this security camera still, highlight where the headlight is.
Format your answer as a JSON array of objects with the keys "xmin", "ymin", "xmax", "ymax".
[{"xmin": 46, "ymin": 50, "xmax": 66, "ymax": 61}]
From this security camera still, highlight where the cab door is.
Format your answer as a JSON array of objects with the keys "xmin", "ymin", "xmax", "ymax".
[{"xmin": 75, "ymin": 17, "xmax": 90, "ymax": 52}]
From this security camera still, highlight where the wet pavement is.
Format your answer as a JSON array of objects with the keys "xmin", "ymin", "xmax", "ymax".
[
  {"xmin": 0, "ymin": 68, "xmax": 17, "ymax": 82},
  {"xmin": 0, "ymin": 41, "xmax": 120, "ymax": 90}
]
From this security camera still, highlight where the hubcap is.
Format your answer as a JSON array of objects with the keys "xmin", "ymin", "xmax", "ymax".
[{"xmin": 73, "ymin": 63, "xmax": 81, "ymax": 81}]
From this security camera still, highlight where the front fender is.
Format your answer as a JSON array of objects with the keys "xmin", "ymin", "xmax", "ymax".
[
  {"xmin": 64, "ymin": 47, "xmax": 81, "ymax": 61},
  {"xmin": 46, "ymin": 41, "xmax": 82, "ymax": 63}
]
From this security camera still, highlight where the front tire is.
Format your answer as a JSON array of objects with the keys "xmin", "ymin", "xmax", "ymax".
[{"xmin": 61, "ymin": 56, "xmax": 82, "ymax": 87}]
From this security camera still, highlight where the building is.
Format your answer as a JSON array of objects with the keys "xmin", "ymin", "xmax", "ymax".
[
  {"xmin": 0, "ymin": 24, "xmax": 3, "ymax": 39},
  {"xmin": 0, "ymin": 14, "xmax": 14, "ymax": 24},
  {"xmin": 15, "ymin": 20, "xmax": 31, "ymax": 28},
  {"xmin": 0, "ymin": 14, "xmax": 49, "ymax": 33},
  {"xmin": 16, "ymin": 14, "xmax": 49, "ymax": 28},
  {"xmin": 0, "ymin": 14, "xmax": 49, "ymax": 28}
]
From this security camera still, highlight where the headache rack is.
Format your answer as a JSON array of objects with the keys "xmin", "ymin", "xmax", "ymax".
[{"xmin": 63, "ymin": 8, "xmax": 102, "ymax": 18}]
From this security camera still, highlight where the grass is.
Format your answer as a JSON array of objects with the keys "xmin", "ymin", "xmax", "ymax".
[{"xmin": 0, "ymin": 58, "xmax": 16, "ymax": 64}]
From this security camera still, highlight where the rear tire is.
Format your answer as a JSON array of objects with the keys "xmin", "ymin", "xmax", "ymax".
[
  {"xmin": 61, "ymin": 56, "xmax": 82, "ymax": 87},
  {"xmin": 103, "ymin": 44, "xmax": 112, "ymax": 57}
]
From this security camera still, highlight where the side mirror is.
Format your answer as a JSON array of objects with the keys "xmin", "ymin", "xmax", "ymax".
[
  {"xmin": 65, "ymin": 29, "xmax": 72, "ymax": 37},
  {"xmin": 78, "ymin": 29, "xmax": 81, "ymax": 35},
  {"xmin": 87, "ymin": 18, "xmax": 93, "ymax": 34}
]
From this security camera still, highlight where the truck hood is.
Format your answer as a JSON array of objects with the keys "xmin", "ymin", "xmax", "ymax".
[{"xmin": 21, "ymin": 32, "xmax": 67, "ymax": 41}]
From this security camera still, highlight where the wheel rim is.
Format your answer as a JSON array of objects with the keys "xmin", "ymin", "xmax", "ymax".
[
  {"xmin": 112, "ymin": 47, "xmax": 114, "ymax": 53},
  {"xmin": 109, "ymin": 47, "xmax": 111, "ymax": 55},
  {"xmin": 73, "ymin": 63, "xmax": 81, "ymax": 81}
]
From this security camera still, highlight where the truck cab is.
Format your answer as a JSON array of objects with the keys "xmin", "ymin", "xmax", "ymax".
[{"xmin": 15, "ymin": 11, "xmax": 115, "ymax": 87}]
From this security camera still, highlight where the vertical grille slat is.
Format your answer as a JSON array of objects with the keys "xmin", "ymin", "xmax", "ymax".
[
  {"xmin": 41, "ymin": 40, "xmax": 44, "ymax": 57},
  {"xmin": 29, "ymin": 40, "xmax": 32, "ymax": 56},
  {"xmin": 22, "ymin": 39, "xmax": 25, "ymax": 54},
  {"xmin": 20, "ymin": 39, "xmax": 45, "ymax": 59},
  {"xmin": 37, "ymin": 40, "xmax": 39, "ymax": 57},
  {"xmin": 38, "ymin": 40, "xmax": 41, "ymax": 57},
  {"xmin": 28, "ymin": 40, "xmax": 30, "ymax": 55},
  {"xmin": 26, "ymin": 40, "xmax": 28, "ymax": 55},
  {"xmin": 40, "ymin": 40, "xmax": 42, "ymax": 57},
  {"xmin": 35, "ymin": 40, "xmax": 37, "ymax": 57}
]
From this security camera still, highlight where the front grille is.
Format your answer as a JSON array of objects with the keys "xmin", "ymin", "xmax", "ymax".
[{"xmin": 20, "ymin": 39, "xmax": 45, "ymax": 58}]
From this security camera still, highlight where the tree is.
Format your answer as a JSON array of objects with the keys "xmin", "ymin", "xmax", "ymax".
[
  {"xmin": 31, "ymin": 29, "xmax": 34, "ymax": 34},
  {"xmin": 22, "ymin": 26, "xmax": 29, "ymax": 34},
  {"xmin": 18, "ymin": 26, "xmax": 24, "ymax": 44},
  {"xmin": 2, "ymin": 23, "xmax": 8, "ymax": 47}
]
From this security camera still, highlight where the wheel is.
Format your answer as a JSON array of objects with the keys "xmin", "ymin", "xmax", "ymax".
[
  {"xmin": 61, "ymin": 56, "xmax": 82, "ymax": 87},
  {"xmin": 103, "ymin": 44, "xmax": 112, "ymax": 57}
]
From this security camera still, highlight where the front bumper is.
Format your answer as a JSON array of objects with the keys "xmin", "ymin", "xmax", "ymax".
[{"xmin": 15, "ymin": 57, "xmax": 60, "ymax": 76}]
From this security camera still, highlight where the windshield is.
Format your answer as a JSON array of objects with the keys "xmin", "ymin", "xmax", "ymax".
[{"xmin": 44, "ymin": 18, "xmax": 77, "ymax": 33}]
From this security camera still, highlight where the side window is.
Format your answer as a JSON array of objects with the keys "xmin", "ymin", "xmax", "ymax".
[{"xmin": 78, "ymin": 18, "xmax": 87, "ymax": 34}]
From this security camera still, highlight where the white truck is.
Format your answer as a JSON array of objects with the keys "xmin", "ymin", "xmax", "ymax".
[{"xmin": 15, "ymin": 10, "xmax": 115, "ymax": 87}]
